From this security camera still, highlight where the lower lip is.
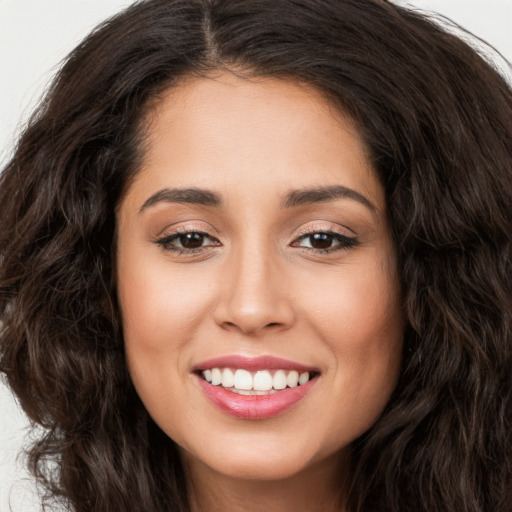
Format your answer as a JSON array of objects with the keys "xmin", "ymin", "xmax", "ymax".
[{"xmin": 195, "ymin": 375, "xmax": 317, "ymax": 420}]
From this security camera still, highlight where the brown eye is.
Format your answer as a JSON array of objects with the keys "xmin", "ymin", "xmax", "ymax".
[
  {"xmin": 156, "ymin": 231, "xmax": 220, "ymax": 253},
  {"xmin": 179, "ymin": 232, "xmax": 205, "ymax": 249},
  {"xmin": 292, "ymin": 230, "xmax": 359, "ymax": 253},
  {"xmin": 308, "ymin": 233, "xmax": 334, "ymax": 249}
]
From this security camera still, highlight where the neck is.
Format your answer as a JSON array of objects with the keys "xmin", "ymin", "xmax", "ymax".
[{"xmin": 184, "ymin": 452, "xmax": 349, "ymax": 512}]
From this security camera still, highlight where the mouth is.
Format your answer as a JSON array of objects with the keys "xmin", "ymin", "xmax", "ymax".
[
  {"xmin": 193, "ymin": 356, "xmax": 320, "ymax": 419},
  {"xmin": 198, "ymin": 367, "xmax": 317, "ymax": 395}
]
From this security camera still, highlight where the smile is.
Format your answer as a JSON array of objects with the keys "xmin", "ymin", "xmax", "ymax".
[
  {"xmin": 194, "ymin": 356, "xmax": 320, "ymax": 419},
  {"xmin": 201, "ymin": 368, "xmax": 312, "ymax": 394}
]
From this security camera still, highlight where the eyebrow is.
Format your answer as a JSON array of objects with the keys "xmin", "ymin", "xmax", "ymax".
[
  {"xmin": 139, "ymin": 187, "xmax": 222, "ymax": 213},
  {"xmin": 282, "ymin": 185, "xmax": 376, "ymax": 212},
  {"xmin": 139, "ymin": 184, "xmax": 376, "ymax": 213}
]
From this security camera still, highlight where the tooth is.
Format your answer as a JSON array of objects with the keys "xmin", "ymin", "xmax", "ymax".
[
  {"xmin": 299, "ymin": 371, "xmax": 310, "ymax": 385},
  {"xmin": 234, "ymin": 389, "xmax": 253, "ymax": 395},
  {"xmin": 206, "ymin": 367, "xmax": 312, "ymax": 390},
  {"xmin": 234, "ymin": 369, "xmax": 253, "ymax": 390},
  {"xmin": 273, "ymin": 370, "xmax": 287, "ymax": 390},
  {"xmin": 253, "ymin": 370, "xmax": 273, "ymax": 391},
  {"xmin": 229, "ymin": 388, "xmax": 279, "ymax": 395},
  {"xmin": 287, "ymin": 370, "xmax": 299, "ymax": 388},
  {"xmin": 211, "ymin": 368, "xmax": 222, "ymax": 385},
  {"xmin": 221, "ymin": 368, "xmax": 234, "ymax": 388}
]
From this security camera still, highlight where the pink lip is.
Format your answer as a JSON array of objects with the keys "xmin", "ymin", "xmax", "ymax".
[
  {"xmin": 193, "ymin": 355, "xmax": 319, "ymax": 420},
  {"xmin": 195, "ymin": 376, "xmax": 317, "ymax": 420},
  {"xmin": 193, "ymin": 355, "xmax": 318, "ymax": 372}
]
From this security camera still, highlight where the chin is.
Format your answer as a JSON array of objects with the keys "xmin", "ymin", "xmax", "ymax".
[
  {"xmin": 177, "ymin": 426, "xmax": 341, "ymax": 483},
  {"xmin": 193, "ymin": 450, "xmax": 314, "ymax": 481}
]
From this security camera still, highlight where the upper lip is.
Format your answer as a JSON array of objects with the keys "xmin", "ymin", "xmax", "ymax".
[{"xmin": 193, "ymin": 355, "xmax": 319, "ymax": 373}]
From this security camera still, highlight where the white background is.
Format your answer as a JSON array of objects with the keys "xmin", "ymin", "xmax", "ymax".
[{"xmin": 1, "ymin": 1, "xmax": 511, "ymax": 510}]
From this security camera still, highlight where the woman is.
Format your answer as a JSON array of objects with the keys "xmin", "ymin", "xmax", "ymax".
[{"xmin": 1, "ymin": 0, "xmax": 511, "ymax": 511}]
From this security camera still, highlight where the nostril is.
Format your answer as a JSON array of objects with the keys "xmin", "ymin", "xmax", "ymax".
[{"xmin": 219, "ymin": 320, "xmax": 282, "ymax": 333}]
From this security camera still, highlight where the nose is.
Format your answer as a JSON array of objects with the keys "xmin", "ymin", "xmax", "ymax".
[{"xmin": 213, "ymin": 245, "xmax": 295, "ymax": 336}]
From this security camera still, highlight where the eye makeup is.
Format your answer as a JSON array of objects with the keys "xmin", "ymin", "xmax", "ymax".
[{"xmin": 153, "ymin": 223, "xmax": 359, "ymax": 257}]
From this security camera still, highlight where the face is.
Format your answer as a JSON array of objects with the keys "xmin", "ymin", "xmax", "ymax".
[{"xmin": 116, "ymin": 73, "xmax": 404, "ymax": 483}]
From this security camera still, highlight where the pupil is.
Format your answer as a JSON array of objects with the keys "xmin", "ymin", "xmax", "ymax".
[
  {"xmin": 310, "ymin": 233, "xmax": 333, "ymax": 249},
  {"xmin": 180, "ymin": 233, "xmax": 204, "ymax": 249}
]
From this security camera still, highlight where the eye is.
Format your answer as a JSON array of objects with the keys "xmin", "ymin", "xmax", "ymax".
[
  {"xmin": 174, "ymin": 232, "xmax": 210, "ymax": 249},
  {"xmin": 156, "ymin": 230, "xmax": 220, "ymax": 253},
  {"xmin": 292, "ymin": 231, "xmax": 359, "ymax": 253}
]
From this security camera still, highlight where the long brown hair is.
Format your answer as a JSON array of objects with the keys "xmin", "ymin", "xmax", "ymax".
[{"xmin": 1, "ymin": 1, "xmax": 511, "ymax": 511}]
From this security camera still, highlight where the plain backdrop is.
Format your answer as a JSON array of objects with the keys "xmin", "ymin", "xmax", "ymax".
[{"xmin": 1, "ymin": 1, "xmax": 511, "ymax": 510}]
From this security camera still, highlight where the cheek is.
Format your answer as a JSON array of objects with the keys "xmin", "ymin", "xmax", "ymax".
[
  {"xmin": 117, "ymin": 256, "xmax": 216, "ymax": 444},
  {"xmin": 116, "ymin": 249, "xmax": 211, "ymax": 416},
  {"xmin": 325, "ymin": 275, "xmax": 402, "ymax": 360},
  {"xmin": 295, "ymin": 255, "xmax": 403, "ymax": 432},
  {"xmin": 118, "ymin": 254, "xmax": 212, "ymax": 353},
  {"xmin": 299, "ymin": 255, "xmax": 402, "ymax": 351}
]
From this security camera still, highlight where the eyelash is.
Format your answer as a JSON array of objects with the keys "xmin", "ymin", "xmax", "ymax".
[
  {"xmin": 155, "ymin": 229, "xmax": 221, "ymax": 256},
  {"xmin": 291, "ymin": 229, "xmax": 359, "ymax": 253},
  {"xmin": 155, "ymin": 227, "xmax": 359, "ymax": 256}
]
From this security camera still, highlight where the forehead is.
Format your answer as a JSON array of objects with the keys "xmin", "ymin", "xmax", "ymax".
[{"xmin": 125, "ymin": 72, "xmax": 383, "ymax": 212}]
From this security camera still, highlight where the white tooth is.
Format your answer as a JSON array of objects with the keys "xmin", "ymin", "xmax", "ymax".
[
  {"xmin": 221, "ymin": 368, "xmax": 234, "ymax": 388},
  {"xmin": 234, "ymin": 389, "xmax": 254, "ymax": 395},
  {"xmin": 234, "ymin": 369, "xmax": 253, "ymax": 390},
  {"xmin": 253, "ymin": 370, "xmax": 273, "ymax": 391},
  {"xmin": 211, "ymin": 368, "xmax": 222, "ymax": 385},
  {"xmin": 273, "ymin": 370, "xmax": 287, "ymax": 390},
  {"xmin": 287, "ymin": 370, "xmax": 299, "ymax": 388},
  {"xmin": 299, "ymin": 371, "xmax": 310, "ymax": 385},
  {"xmin": 203, "ymin": 369, "xmax": 212, "ymax": 383}
]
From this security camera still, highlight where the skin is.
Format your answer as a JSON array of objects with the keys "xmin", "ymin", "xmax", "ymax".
[{"xmin": 116, "ymin": 72, "xmax": 404, "ymax": 512}]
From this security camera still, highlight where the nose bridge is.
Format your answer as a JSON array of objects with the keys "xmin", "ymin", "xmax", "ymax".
[{"xmin": 214, "ymin": 238, "xmax": 294, "ymax": 334}]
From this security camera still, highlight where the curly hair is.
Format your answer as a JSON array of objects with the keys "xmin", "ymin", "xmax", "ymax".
[{"xmin": 1, "ymin": 0, "xmax": 511, "ymax": 511}]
